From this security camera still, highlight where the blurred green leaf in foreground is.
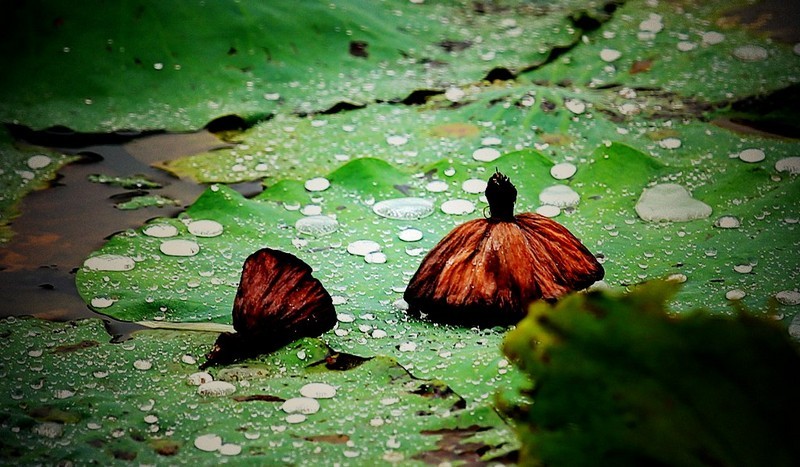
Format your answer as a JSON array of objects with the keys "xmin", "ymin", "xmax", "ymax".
[{"xmin": 503, "ymin": 280, "xmax": 800, "ymax": 467}]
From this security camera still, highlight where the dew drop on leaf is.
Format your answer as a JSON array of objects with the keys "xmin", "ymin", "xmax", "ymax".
[
  {"xmin": 715, "ymin": 216, "xmax": 741, "ymax": 229},
  {"xmin": 219, "ymin": 443, "xmax": 242, "ymax": 456},
  {"xmin": 194, "ymin": 434, "xmax": 222, "ymax": 452},
  {"xmin": 372, "ymin": 198, "xmax": 434, "ymax": 220},
  {"xmin": 425, "ymin": 180, "xmax": 448, "ymax": 192},
  {"xmin": 725, "ymin": 289, "xmax": 746, "ymax": 300},
  {"xmin": 398, "ymin": 228, "xmax": 423, "ymax": 242},
  {"xmin": 26, "ymin": 155, "xmax": 52, "ymax": 169},
  {"xmin": 281, "ymin": 397, "xmax": 320, "ymax": 414},
  {"xmin": 472, "ymin": 147, "xmax": 501, "ymax": 162},
  {"xmin": 600, "ymin": 48, "xmax": 622, "ymax": 62},
  {"xmin": 536, "ymin": 205, "xmax": 561, "ymax": 217},
  {"xmin": 90, "ymin": 297, "xmax": 115, "ymax": 308},
  {"xmin": 286, "ymin": 414, "xmax": 307, "ymax": 424},
  {"xmin": 659, "ymin": 138, "xmax": 682, "ymax": 149},
  {"xmin": 187, "ymin": 220, "xmax": 224, "ymax": 237},
  {"xmin": 462, "ymin": 178, "xmax": 487, "ymax": 193},
  {"xmin": 733, "ymin": 45, "xmax": 768, "ymax": 62},
  {"xmin": 550, "ymin": 162, "xmax": 577, "ymax": 180},
  {"xmin": 143, "ymin": 224, "xmax": 179, "ymax": 238},
  {"xmin": 441, "ymin": 199, "xmax": 475, "ymax": 215},
  {"xmin": 347, "ymin": 240, "xmax": 381, "ymax": 256},
  {"xmin": 160, "ymin": 239, "xmax": 200, "ymax": 257},
  {"xmin": 775, "ymin": 291, "xmax": 800, "ymax": 306},
  {"xmin": 304, "ymin": 177, "xmax": 331, "ymax": 192},
  {"xmin": 775, "ymin": 157, "xmax": 800, "ymax": 174},
  {"xmin": 539, "ymin": 185, "xmax": 580, "ymax": 207},
  {"xmin": 739, "ymin": 148, "xmax": 765, "ymax": 163},
  {"xmin": 386, "ymin": 135, "xmax": 408, "ymax": 146},
  {"xmin": 295, "ymin": 215, "xmax": 339, "ymax": 236},
  {"xmin": 197, "ymin": 381, "xmax": 236, "ymax": 396},
  {"xmin": 365, "ymin": 252, "xmax": 387, "ymax": 264},
  {"xmin": 300, "ymin": 383, "xmax": 337, "ymax": 399},
  {"xmin": 564, "ymin": 99, "xmax": 585, "ymax": 115},
  {"xmin": 83, "ymin": 254, "xmax": 136, "ymax": 271}
]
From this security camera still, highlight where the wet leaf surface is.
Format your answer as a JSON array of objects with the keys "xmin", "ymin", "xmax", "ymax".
[{"xmin": 0, "ymin": 316, "xmax": 513, "ymax": 464}]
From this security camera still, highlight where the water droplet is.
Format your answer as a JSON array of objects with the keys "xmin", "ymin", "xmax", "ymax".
[
  {"xmin": 373, "ymin": 198, "xmax": 434, "ymax": 220},
  {"xmin": 194, "ymin": 434, "xmax": 223, "ymax": 452},
  {"xmin": 677, "ymin": 41, "xmax": 697, "ymax": 52},
  {"xmin": 281, "ymin": 397, "xmax": 320, "ymax": 414},
  {"xmin": 144, "ymin": 414, "xmax": 158, "ymax": 424},
  {"xmin": 775, "ymin": 290, "xmax": 800, "ymax": 306},
  {"xmin": 300, "ymin": 383, "xmax": 337, "ymax": 399},
  {"xmin": 398, "ymin": 228, "xmax": 423, "ymax": 242},
  {"xmin": 134, "ymin": 359, "xmax": 153, "ymax": 370},
  {"xmin": 33, "ymin": 422, "xmax": 63, "ymax": 439},
  {"xmin": 733, "ymin": 44, "xmax": 768, "ymax": 62},
  {"xmin": 659, "ymin": 138, "xmax": 682, "ymax": 149},
  {"xmin": 295, "ymin": 216, "xmax": 339, "ymax": 236},
  {"xmin": 337, "ymin": 313, "xmax": 355, "ymax": 323},
  {"xmin": 739, "ymin": 148, "xmax": 765, "ymax": 163},
  {"xmin": 667, "ymin": 273, "xmax": 688, "ymax": 283},
  {"xmin": 734, "ymin": 264, "xmax": 753, "ymax": 274},
  {"xmin": 83, "ymin": 254, "xmax": 136, "ymax": 271},
  {"xmin": 445, "ymin": 87, "xmax": 465, "ymax": 102},
  {"xmin": 286, "ymin": 414, "xmax": 307, "ymax": 424},
  {"xmin": 143, "ymin": 224, "xmax": 179, "ymax": 238},
  {"xmin": 701, "ymin": 31, "xmax": 725, "ymax": 45},
  {"xmin": 181, "ymin": 354, "xmax": 197, "ymax": 365},
  {"xmin": 564, "ymin": 99, "xmax": 586, "ymax": 115},
  {"xmin": 365, "ymin": 252, "xmax": 387, "ymax": 264},
  {"xmin": 536, "ymin": 205, "xmax": 561, "ymax": 217},
  {"xmin": 347, "ymin": 240, "xmax": 380, "ymax": 256},
  {"xmin": 386, "ymin": 135, "xmax": 408, "ymax": 146},
  {"xmin": 775, "ymin": 157, "xmax": 800, "ymax": 174},
  {"xmin": 425, "ymin": 180, "xmax": 448, "ymax": 192},
  {"xmin": 27, "ymin": 155, "xmax": 52, "ymax": 169},
  {"xmin": 160, "ymin": 239, "xmax": 200, "ymax": 257},
  {"xmin": 187, "ymin": 220, "xmax": 224, "ymax": 237},
  {"xmin": 714, "ymin": 216, "xmax": 741, "ymax": 229},
  {"xmin": 472, "ymin": 147, "xmax": 501, "ymax": 162},
  {"xmin": 54, "ymin": 389, "xmax": 75, "ymax": 399},
  {"xmin": 301, "ymin": 205, "xmax": 322, "ymax": 216},
  {"xmin": 639, "ymin": 14, "xmax": 663, "ymax": 33},
  {"xmin": 198, "ymin": 381, "xmax": 236, "ymax": 396},
  {"xmin": 462, "ymin": 178, "xmax": 487, "ymax": 194},
  {"xmin": 304, "ymin": 177, "xmax": 330, "ymax": 192},
  {"xmin": 725, "ymin": 289, "xmax": 746, "ymax": 300},
  {"xmin": 187, "ymin": 372, "xmax": 213, "ymax": 386},
  {"xmin": 264, "ymin": 92, "xmax": 280, "ymax": 101},
  {"xmin": 398, "ymin": 342, "xmax": 417, "ymax": 352},
  {"xmin": 635, "ymin": 184, "xmax": 711, "ymax": 222},
  {"xmin": 550, "ymin": 162, "xmax": 577, "ymax": 180},
  {"xmin": 441, "ymin": 199, "xmax": 475, "ymax": 215},
  {"xmin": 600, "ymin": 48, "xmax": 621, "ymax": 62},
  {"xmin": 481, "ymin": 136, "xmax": 502, "ymax": 146},
  {"xmin": 539, "ymin": 185, "xmax": 580, "ymax": 207},
  {"xmin": 90, "ymin": 297, "xmax": 115, "ymax": 308},
  {"xmin": 219, "ymin": 443, "xmax": 242, "ymax": 456}
]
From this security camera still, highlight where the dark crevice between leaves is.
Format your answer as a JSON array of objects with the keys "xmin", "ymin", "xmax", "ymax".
[
  {"xmin": 712, "ymin": 83, "xmax": 800, "ymax": 139},
  {"xmin": 414, "ymin": 425, "xmax": 514, "ymax": 465},
  {"xmin": 6, "ymin": 123, "xmax": 165, "ymax": 149}
]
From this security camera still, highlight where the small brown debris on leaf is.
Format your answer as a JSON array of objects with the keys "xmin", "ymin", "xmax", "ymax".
[
  {"xmin": 404, "ymin": 171, "xmax": 603, "ymax": 327},
  {"xmin": 630, "ymin": 59, "xmax": 653, "ymax": 74},
  {"xmin": 349, "ymin": 40, "xmax": 369, "ymax": 58},
  {"xmin": 202, "ymin": 248, "xmax": 336, "ymax": 368}
]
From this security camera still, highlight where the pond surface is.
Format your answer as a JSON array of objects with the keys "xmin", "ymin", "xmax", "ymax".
[{"xmin": 0, "ymin": 130, "xmax": 241, "ymax": 337}]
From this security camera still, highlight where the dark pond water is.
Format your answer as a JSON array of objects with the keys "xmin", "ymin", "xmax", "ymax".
[{"xmin": 0, "ymin": 130, "xmax": 251, "ymax": 339}]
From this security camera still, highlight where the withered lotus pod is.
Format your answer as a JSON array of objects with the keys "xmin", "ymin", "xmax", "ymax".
[
  {"xmin": 202, "ymin": 248, "xmax": 336, "ymax": 368},
  {"xmin": 404, "ymin": 171, "xmax": 604, "ymax": 327}
]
